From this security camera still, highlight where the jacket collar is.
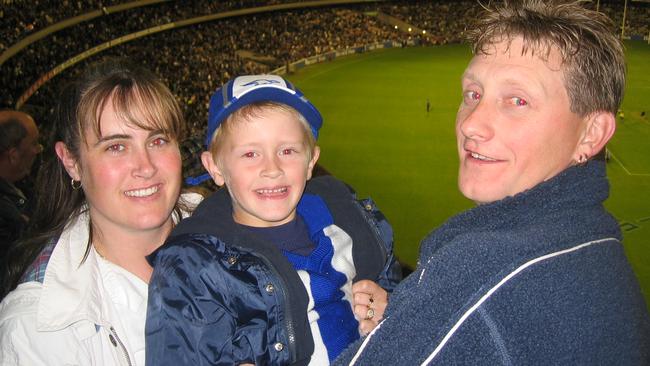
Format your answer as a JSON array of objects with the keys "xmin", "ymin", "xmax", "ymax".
[
  {"xmin": 420, "ymin": 160, "xmax": 621, "ymax": 259},
  {"xmin": 36, "ymin": 210, "xmax": 107, "ymax": 331},
  {"xmin": 34, "ymin": 192, "xmax": 203, "ymax": 332},
  {"xmin": 0, "ymin": 176, "xmax": 25, "ymax": 199}
]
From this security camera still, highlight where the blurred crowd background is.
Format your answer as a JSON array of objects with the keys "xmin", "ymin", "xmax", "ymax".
[{"xmin": 2, "ymin": 0, "xmax": 649, "ymax": 181}]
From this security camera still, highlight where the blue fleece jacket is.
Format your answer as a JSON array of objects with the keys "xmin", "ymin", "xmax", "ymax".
[{"xmin": 335, "ymin": 161, "xmax": 650, "ymax": 365}]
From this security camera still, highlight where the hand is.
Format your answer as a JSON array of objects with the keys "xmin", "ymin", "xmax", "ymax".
[{"xmin": 352, "ymin": 280, "xmax": 388, "ymax": 336}]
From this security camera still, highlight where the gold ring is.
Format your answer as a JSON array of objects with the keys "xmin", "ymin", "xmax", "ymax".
[{"xmin": 365, "ymin": 307, "xmax": 375, "ymax": 320}]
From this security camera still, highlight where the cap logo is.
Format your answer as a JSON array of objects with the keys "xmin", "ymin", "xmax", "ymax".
[{"xmin": 241, "ymin": 78, "xmax": 282, "ymax": 87}]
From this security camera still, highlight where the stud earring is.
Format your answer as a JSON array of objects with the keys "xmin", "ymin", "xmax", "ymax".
[{"xmin": 578, "ymin": 155, "xmax": 588, "ymax": 165}]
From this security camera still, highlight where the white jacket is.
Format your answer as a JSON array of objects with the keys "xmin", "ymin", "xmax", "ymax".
[{"xmin": 0, "ymin": 194, "xmax": 201, "ymax": 366}]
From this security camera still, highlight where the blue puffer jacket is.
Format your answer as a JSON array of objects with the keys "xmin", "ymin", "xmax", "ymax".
[{"xmin": 145, "ymin": 176, "xmax": 401, "ymax": 366}]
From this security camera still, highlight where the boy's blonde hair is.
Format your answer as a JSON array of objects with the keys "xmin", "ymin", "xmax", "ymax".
[{"xmin": 208, "ymin": 101, "xmax": 318, "ymax": 164}]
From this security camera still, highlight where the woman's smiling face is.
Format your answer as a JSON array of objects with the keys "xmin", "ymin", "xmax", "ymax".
[{"xmin": 73, "ymin": 95, "xmax": 182, "ymax": 236}]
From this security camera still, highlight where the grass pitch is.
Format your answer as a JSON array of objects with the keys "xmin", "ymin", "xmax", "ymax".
[{"xmin": 287, "ymin": 42, "xmax": 650, "ymax": 307}]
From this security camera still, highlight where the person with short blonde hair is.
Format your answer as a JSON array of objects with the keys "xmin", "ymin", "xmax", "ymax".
[
  {"xmin": 145, "ymin": 75, "xmax": 402, "ymax": 365},
  {"xmin": 334, "ymin": 1, "xmax": 649, "ymax": 364}
]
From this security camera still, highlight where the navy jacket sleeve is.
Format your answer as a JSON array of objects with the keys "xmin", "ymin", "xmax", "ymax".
[
  {"xmin": 355, "ymin": 196, "xmax": 402, "ymax": 292},
  {"xmin": 145, "ymin": 235, "xmax": 263, "ymax": 366},
  {"xmin": 305, "ymin": 176, "xmax": 402, "ymax": 292}
]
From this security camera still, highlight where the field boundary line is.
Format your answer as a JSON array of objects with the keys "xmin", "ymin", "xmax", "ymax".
[{"xmin": 608, "ymin": 150, "xmax": 650, "ymax": 176}]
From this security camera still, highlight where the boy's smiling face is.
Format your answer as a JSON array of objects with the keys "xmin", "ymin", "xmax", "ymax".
[{"xmin": 202, "ymin": 107, "xmax": 319, "ymax": 227}]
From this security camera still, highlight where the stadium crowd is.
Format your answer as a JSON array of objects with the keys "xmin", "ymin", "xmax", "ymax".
[
  {"xmin": 1, "ymin": 0, "xmax": 297, "ymax": 52},
  {"xmin": 2, "ymin": 0, "xmax": 649, "ymax": 155},
  {"xmin": 2, "ymin": 2, "xmax": 407, "ymax": 125},
  {"xmin": 378, "ymin": 0, "xmax": 482, "ymax": 44}
]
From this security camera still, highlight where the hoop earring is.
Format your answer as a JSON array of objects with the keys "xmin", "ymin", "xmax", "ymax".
[{"xmin": 71, "ymin": 179, "xmax": 82, "ymax": 190}]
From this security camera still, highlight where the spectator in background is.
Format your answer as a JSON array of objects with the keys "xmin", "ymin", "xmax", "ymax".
[
  {"xmin": 335, "ymin": 1, "xmax": 649, "ymax": 364},
  {"xmin": 0, "ymin": 110, "xmax": 41, "ymax": 261}
]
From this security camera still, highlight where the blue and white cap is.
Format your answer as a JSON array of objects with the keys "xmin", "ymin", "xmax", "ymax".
[
  {"xmin": 205, "ymin": 74, "xmax": 323, "ymax": 147},
  {"xmin": 186, "ymin": 75, "xmax": 323, "ymax": 186}
]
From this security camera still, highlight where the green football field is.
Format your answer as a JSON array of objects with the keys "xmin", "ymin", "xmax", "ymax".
[{"xmin": 287, "ymin": 42, "xmax": 650, "ymax": 308}]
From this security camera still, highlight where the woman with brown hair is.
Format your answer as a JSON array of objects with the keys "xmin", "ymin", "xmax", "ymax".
[{"xmin": 0, "ymin": 59, "xmax": 199, "ymax": 365}]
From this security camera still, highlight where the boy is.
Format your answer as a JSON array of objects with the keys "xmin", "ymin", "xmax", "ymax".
[{"xmin": 145, "ymin": 75, "xmax": 401, "ymax": 366}]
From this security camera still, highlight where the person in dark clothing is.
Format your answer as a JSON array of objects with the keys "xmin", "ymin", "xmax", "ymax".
[
  {"xmin": 335, "ymin": 1, "xmax": 650, "ymax": 365},
  {"xmin": 0, "ymin": 111, "xmax": 41, "ymax": 263},
  {"xmin": 146, "ymin": 75, "xmax": 401, "ymax": 366}
]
